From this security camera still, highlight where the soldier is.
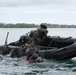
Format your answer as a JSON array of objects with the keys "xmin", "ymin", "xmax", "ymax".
[
  {"xmin": 29, "ymin": 24, "xmax": 48, "ymax": 46},
  {"xmin": 25, "ymin": 43, "xmax": 43, "ymax": 63}
]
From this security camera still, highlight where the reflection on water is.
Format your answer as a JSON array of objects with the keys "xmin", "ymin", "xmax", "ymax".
[{"xmin": 0, "ymin": 28, "xmax": 76, "ymax": 75}]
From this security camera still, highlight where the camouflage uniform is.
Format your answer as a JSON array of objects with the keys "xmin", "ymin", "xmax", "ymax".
[{"xmin": 29, "ymin": 28, "xmax": 47, "ymax": 46}]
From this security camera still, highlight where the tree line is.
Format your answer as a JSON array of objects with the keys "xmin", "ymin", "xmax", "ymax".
[{"xmin": 0, "ymin": 23, "xmax": 76, "ymax": 28}]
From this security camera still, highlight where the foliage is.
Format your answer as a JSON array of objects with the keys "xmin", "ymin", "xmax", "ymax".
[{"xmin": 0, "ymin": 22, "xmax": 76, "ymax": 28}]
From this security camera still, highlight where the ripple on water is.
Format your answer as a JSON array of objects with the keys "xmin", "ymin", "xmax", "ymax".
[{"xmin": 0, "ymin": 56, "xmax": 76, "ymax": 75}]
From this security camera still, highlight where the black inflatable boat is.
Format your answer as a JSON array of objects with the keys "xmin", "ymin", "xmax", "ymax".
[
  {"xmin": 0, "ymin": 36, "xmax": 76, "ymax": 60},
  {"xmin": 34, "ymin": 36, "xmax": 76, "ymax": 60}
]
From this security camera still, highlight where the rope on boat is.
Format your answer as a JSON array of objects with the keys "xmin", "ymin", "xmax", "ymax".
[{"xmin": 36, "ymin": 46, "xmax": 56, "ymax": 49}]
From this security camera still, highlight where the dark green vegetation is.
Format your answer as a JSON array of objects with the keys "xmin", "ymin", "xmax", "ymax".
[{"xmin": 0, "ymin": 23, "xmax": 76, "ymax": 28}]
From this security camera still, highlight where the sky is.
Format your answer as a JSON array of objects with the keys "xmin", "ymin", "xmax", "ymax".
[{"xmin": 0, "ymin": 0, "xmax": 76, "ymax": 25}]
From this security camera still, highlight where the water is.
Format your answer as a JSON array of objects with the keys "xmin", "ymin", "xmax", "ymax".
[{"xmin": 0, "ymin": 28, "xmax": 76, "ymax": 75}]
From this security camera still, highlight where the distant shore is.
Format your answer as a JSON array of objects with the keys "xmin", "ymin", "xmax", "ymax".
[{"xmin": 0, "ymin": 23, "xmax": 76, "ymax": 28}]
